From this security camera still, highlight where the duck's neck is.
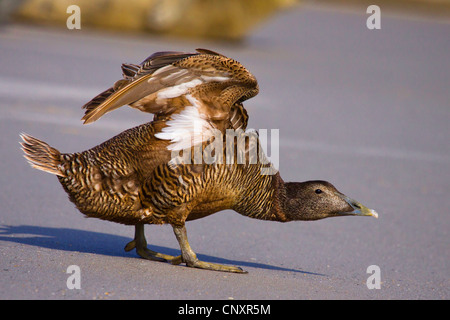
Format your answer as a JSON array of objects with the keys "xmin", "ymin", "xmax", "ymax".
[
  {"xmin": 234, "ymin": 172, "xmax": 292, "ymax": 222},
  {"xmin": 268, "ymin": 173, "xmax": 292, "ymax": 222}
]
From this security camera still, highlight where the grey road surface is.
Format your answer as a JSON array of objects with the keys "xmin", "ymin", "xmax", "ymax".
[{"xmin": 0, "ymin": 4, "xmax": 449, "ymax": 299}]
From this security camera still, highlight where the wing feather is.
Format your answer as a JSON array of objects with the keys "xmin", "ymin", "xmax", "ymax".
[{"xmin": 81, "ymin": 48, "xmax": 258, "ymax": 150}]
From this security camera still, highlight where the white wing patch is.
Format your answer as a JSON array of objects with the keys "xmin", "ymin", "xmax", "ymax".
[
  {"xmin": 200, "ymin": 75, "xmax": 230, "ymax": 82},
  {"xmin": 155, "ymin": 94, "xmax": 215, "ymax": 151},
  {"xmin": 156, "ymin": 78, "xmax": 203, "ymax": 101},
  {"xmin": 152, "ymin": 66, "xmax": 231, "ymax": 150},
  {"xmin": 152, "ymin": 66, "xmax": 230, "ymax": 102}
]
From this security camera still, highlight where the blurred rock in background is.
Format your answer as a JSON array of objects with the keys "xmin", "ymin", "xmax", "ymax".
[
  {"xmin": 3, "ymin": 0, "xmax": 449, "ymax": 40},
  {"xmin": 9, "ymin": 0, "xmax": 297, "ymax": 40}
]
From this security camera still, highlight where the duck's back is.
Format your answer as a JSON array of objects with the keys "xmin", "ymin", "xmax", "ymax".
[
  {"xmin": 138, "ymin": 136, "xmax": 279, "ymax": 225},
  {"xmin": 57, "ymin": 121, "xmax": 171, "ymax": 224}
]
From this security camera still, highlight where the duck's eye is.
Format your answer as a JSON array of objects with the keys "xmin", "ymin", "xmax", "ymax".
[{"xmin": 315, "ymin": 189, "xmax": 322, "ymax": 194}]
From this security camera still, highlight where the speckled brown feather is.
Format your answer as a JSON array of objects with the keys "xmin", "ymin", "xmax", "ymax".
[
  {"xmin": 81, "ymin": 49, "xmax": 258, "ymax": 129},
  {"xmin": 139, "ymin": 137, "xmax": 282, "ymax": 227}
]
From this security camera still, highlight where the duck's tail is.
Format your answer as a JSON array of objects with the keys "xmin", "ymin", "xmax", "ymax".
[{"xmin": 20, "ymin": 133, "xmax": 66, "ymax": 177}]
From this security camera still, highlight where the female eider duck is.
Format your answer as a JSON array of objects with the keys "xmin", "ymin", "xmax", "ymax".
[{"xmin": 20, "ymin": 49, "xmax": 377, "ymax": 273}]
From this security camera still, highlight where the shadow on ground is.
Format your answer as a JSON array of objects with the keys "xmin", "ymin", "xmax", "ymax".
[{"xmin": 0, "ymin": 225, "xmax": 325, "ymax": 275}]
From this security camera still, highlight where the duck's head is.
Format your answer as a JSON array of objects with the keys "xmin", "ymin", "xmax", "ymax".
[{"xmin": 284, "ymin": 180, "xmax": 378, "ymax": 221}]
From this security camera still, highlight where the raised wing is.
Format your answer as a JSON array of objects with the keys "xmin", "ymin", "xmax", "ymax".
[
  {"xmin": 82, "ymin": 49, "xmax": 257, "ymax": 119},
  {"xmin": 82, "ymin": 50, "xmax": 197, "ymax": 123},
  {"xmin": 81, "ymin": 49, "xmax": 258, "ymax": 150}
]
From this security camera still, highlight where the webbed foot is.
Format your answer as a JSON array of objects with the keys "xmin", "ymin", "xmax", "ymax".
[
  {"xmin": 173, "ymin": 225, "xmax": 247, "ymax": 274},
  {"xmin": 125, "ymin": 224, "xmax": 180, "ymax": 263}
]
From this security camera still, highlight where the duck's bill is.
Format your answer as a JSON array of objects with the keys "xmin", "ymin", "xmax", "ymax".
[{"xmin": 341, "ymin": 195, "xmax": 379, "ymax": 218}]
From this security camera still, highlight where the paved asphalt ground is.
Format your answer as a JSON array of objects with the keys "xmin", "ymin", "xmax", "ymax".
[{"xmin": 0, "ymin": 4, "xmax": 449, "ymax": 300}]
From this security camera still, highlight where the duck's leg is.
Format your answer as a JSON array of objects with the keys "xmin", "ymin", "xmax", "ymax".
[
  {"xmin": 172, "ymin": 224, "xmax": 247, "ymax": 273},
  {"xmin": 125, "ymin": 223, "xmax": 182, "ymax": 263}
]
